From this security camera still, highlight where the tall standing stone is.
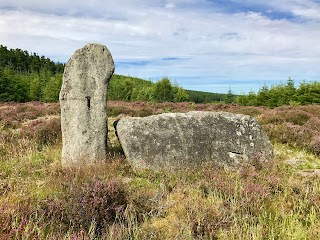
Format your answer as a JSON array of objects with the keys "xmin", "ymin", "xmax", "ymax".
[{"xmin": 59, "ymin": 43, "xmax": 114, "ymax": 166}]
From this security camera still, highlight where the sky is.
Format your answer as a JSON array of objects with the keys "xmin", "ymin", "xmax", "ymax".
[{"xmin": 0, "ymin": 0, "xmax": 320, "ymax": 94}]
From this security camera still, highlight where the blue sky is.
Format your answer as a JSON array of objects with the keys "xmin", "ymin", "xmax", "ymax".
[{"xmin": 0, "ymin": 0, "xmax": 320, "ymax": 94}]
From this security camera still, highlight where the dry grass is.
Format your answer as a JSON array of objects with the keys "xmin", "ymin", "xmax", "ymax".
[{"xmin": 0, "ymin": 101, "xmax": 320, "ymax": 239}]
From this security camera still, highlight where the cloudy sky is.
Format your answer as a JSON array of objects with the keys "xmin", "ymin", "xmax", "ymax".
[{"xmin": 1, "ymin": 0, "xmax": 320, "ymax": 93}]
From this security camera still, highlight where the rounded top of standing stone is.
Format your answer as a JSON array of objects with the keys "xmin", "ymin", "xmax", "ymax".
[{"xmin": 59, "ymin": 43, "xmax": 115, "ymax": 100}]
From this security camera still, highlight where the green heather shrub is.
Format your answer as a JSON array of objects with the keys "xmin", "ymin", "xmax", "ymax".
[
  {"xmin": 20, "ymin": 117, "xmax": 61, "ymax": 146},
  {"xmin": 258, "ymin": 105, "xmax": 320, "ymax": 155},
  {"xmin": 259, "ymin": 108, "xmax": 312, "ymax": 125},
  {"xmin": 0, "ymin": 102, "xmax": 60, "ymax": 129},
  {"xmin": 0, "ymin": 198, "xmax": 49, "ymax": 239},
  {"xmin": 42, "ymin": 177, "xmax": 128, "ymax": 236}
]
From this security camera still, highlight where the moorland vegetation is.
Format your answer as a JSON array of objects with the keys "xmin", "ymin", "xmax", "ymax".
[
  {"xmin": 0, "ymin": 45, "xmax": 320, "ymax": 239},
  {"xmin": 0, "ymin": 101, "xmax": 320, "ymax": 239}
]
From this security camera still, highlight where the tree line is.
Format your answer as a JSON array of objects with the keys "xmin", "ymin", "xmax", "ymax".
[
  {"xmin": 0, "ymin": 44, "xmax": 189, "ymax": 103},
  {"xmin": 1, "ymin": 45, "xmax": 319, "ymax": 106},
  {"xmin": 236, "ymin": 78, "xmax": 320, "ymax": 107},
  {"xmin": 0, "ymin": 66, "xmax": 191, "ymax": 103},
  {"xmin": 0, "ymin": 45, "xmax": 229, "ymax": 103},
  {"xmin": 0, "ymin": 45, "xmax": 64, "ymax": 74},
  {"xmin": 108, "ymin": 75, "xmax": 190, "ymax": 102},
  {"xmin": 0, "ymin": 45, "xmax": 64, "ymax": 102}
]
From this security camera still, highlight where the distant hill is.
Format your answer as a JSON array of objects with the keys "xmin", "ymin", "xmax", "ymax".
[
  {"xmin": 109, "ymin": 74, "xmax": 236, "ymax": 103},
  {"xmin": 0, "ymin": 44, "xmax": 232, "ymax": 103},
  {"xmin": 186, "ymin": 90, "xmax": 229, "ymax": 103}
]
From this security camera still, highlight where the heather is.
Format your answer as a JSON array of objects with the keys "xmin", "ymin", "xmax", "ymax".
[
  {"xmin": 0, "ymin": 101, "xmax": 320, "ymax": 239},
  {"xmin": 258, "ymin": 105, "xmax": 320, "ymax": 155}
]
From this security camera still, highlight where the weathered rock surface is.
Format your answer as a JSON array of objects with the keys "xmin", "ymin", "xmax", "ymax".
[
  {"xmin": 116, "ymin": 111, "xmax": 274, "ymax": 170},
  {"xmin": 59, "ymin": 43, "xmax": 114, "ymax": 166},
  {"xmin": 297, "ymin": 169, "xmax": 320, "ymax": 177}
]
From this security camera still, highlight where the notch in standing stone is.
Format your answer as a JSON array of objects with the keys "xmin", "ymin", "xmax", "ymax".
[
  {"xmin": 59, "ymin": 43, "xmax": 114, "ymax": 166},
  {"xmin": 85, "ymin": 96, "xmax": 91, "ymax": 109}
]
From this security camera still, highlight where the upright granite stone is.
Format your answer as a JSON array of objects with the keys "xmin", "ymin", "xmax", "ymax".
[
  {"xmin": 116, "ymin": 111, "xmax": 273, "ymax": 170},
  {"xmin": 59, "ymin": 43, "xmax": 114, "ymax": 166}
]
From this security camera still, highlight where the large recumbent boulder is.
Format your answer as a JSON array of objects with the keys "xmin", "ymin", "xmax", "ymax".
[{"xmin": 116, "ymin": 111, "xmax": 273, "ymax": 169}]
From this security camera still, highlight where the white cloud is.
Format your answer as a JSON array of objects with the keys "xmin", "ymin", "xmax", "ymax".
[
  {"xmin": 0, "ymin": 0, "xmax": 319, "ymax": 93},
  {"xmin": 165, "ymin": 2, "xmax": 175, "ymax": 9},
  {"xmin": 238, "ymin": 0, "xmax": 320, "ymax": 21}
]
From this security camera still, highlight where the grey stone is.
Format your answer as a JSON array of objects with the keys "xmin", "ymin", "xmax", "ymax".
[
  {"xmin": 284, "ymin": 159, "xmax": 305, "ymax": 166},
  {"xmin": 116, "ymin": 111, "xmax": 274, "ymax": 170},
  {"xmin": 59, "ymin": 43, "xmax": 114, "ymax": 166},
  {"xmin": 297, "ymin": 169, "xmax": 320, "ymax": 177}
]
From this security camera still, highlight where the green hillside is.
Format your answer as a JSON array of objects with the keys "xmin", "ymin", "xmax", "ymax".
[
  {"xmin": 108, "ymin": 75, "xmax": 231, "ymax": 103},
  {"xmin": 186, "ymin": 89, "xmax": 231, "ymax": 103},
  {"xmin": 0, "ymin": 45, "xmax": 231, "ymax": 103},
  {"xmin": 3, "ymin": 44, "xmax": 318, "ymax": 107}
]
